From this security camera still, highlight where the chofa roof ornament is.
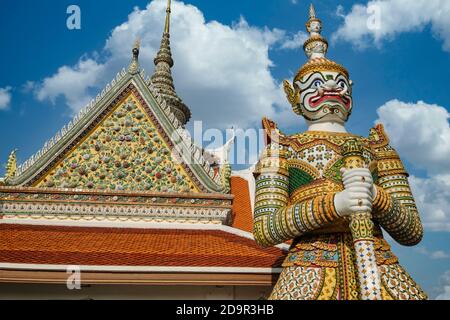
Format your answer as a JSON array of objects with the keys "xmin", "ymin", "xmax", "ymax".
[{"xmin": 128, "ymin": 38, "xmax": 141, "ymax": 75}]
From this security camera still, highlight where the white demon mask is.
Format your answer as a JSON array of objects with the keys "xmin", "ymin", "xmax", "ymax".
[{"xmin": 294, "ymin": 70, "xmax": 353, "ymax": 124}]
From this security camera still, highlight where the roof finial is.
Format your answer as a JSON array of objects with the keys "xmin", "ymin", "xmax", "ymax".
[
  {"xmin": 133, "ymin": 38, "xmax": 141, "ymax": 55},
  {"xmin": 128, "ymin": 37, "xmax": 141, "ymax": 74},
  {"xmin": 5, "ymin": 149, "xmax": 18, "ymax": 180},
  {"xmin": 304, "ymin": 3, "xmax": 328, "ymax": 60},
  {"xmin": 165, "ymin": 0, "xmax": 171, "ymax": 34}
]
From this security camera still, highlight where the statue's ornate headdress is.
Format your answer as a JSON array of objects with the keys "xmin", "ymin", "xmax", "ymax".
[
  {"xmin": 285, "ymin": 4, "xmax": 349, "ymax": 115},
  {"xmin": 294, "ymin": 4, "xmax": 348, "ymax": 83}
]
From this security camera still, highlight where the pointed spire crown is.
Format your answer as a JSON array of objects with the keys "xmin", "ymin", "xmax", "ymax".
[
  {"xmin": 294, "ymin": 4, "xmax": 348, "ymax": 82},
  {"xmin": 165, "ymin": 0, "xmax": 171, "ymax": 34},
  {"xmin": 304, "ymin": 3, "xmax": 327, "ymax": 59},
  {"xmin": 154, "ymin": 0, "xmax": 174, "ymax": 67},
  {"xmin": 309, "ymin": 4, "xmax": 317, "ymax": 20}
]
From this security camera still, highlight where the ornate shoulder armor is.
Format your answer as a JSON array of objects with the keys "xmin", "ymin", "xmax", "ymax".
[
  {"xmin": 261, "ymin": 117, "xmax": 292, "ymax": 146},
  {"xmin": 368, "ymin": 124, "xmax": 408, "ymax": 178},
  {"xmin": 254, "ymin": 118, "xmax": 291, "ymax": 176}
]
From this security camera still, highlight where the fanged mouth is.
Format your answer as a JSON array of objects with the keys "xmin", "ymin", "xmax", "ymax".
[{"xmin": 309, "ymin": 90, "xmax": 351, "ymax": 109}]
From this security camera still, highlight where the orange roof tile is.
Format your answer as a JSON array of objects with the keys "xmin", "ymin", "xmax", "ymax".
[
  {"xmin": 231, "ymin": 176, "xmax": 254, "ymax": 233},
  {"xmin": 0, "ymin": 224, "xmax": 285, "ymax": 268}
]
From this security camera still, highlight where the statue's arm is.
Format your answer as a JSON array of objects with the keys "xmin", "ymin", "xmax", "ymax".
[
  {"xmin": 252, "ymin": 144, "xmax": 341, "ymax": 247},
  {"xmin": 372, "ymin": 171, "xmax": 423, "ymax": 246},
  {"xmin": 370, "ymin": 126, "xmax": 424, "ymax": 246}
]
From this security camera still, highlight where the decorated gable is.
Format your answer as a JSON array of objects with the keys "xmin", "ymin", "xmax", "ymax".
[
  {"xmin": 34, "ymin": 92, "xmax": 200, "ymax": 193},
  {"xmin": 2, "ymin": 22, "xmax": 229, "ymax": 195}
]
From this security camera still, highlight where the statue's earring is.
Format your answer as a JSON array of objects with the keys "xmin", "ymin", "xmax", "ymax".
[{"xmin": 283, "ymin": 80, "xmax": 303, "ymax": 116}]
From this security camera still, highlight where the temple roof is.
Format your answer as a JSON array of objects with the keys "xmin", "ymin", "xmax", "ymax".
[
  {"xmin": 0, "ymin": 2, "xmax": 271, "ymax": 286},
  {"xmin": 0, "ymin": 224, "xmax": 285, "ymax": 270},
  {"xmin": 230, "ymin": 176, "xmax": 254, "ymax": 233}
]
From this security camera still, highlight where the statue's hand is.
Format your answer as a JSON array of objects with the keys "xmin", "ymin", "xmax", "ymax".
[
  {"xmin": 334, "ymin": 168, "xmax": 375, "ymax": 217},
  {"xmin": 341, "ymin": 168, "xmax": 376, "ymax": 200}
]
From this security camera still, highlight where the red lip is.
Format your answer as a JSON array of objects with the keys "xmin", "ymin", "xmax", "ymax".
[{"xmin": 308, "ymin": 90, "xmax": 351, "ymax": 110}]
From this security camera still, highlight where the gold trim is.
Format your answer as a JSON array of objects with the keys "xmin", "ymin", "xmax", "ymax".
[
  {"xmin": 295, "ymin": 58, "xmax": 349, "ymax": 82},
  {"xmin": 0, "ymin": 186, "xmax": 233, "ymax": 200}
]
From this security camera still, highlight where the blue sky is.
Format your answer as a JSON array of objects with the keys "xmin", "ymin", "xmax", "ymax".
[{"xmin": 1, "ymin": 0, "xmax": 450, "ymax": 298}]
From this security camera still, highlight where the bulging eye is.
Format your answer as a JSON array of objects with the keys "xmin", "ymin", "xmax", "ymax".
[
  {"xmin": 338, "ymin": 80, "xmax": 347, "ymax": 90},
  {"xmin": 313, "ymin": 80, "xmax": 323, "ymax": 88}
]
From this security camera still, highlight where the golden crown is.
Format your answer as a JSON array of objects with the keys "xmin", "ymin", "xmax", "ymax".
[{"xmin": 295, "ymin": 57, "xmax": 349, "ymax": 83}]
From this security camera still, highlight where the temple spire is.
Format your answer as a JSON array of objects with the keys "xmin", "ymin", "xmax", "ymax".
[{"xmin": 151, "ymin": 0, "xmax": 191, "ymax": 125}]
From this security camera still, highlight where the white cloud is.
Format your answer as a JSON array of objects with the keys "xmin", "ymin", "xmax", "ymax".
[
  {"xmin": 36, "ymin": 59, "xmax": 106, "ymax": 113},
  {"xmin": 0, "ymin": 86, "xmax": 12, "ymax": 110},
  {"xmin": 432, "ymin": 251, "xmax": 450, "ymax": 259},
  {"xmin": 436, "ymin": 270, "xmax": 450, "ymax": 300},
  {"xmin": 280, "ymin": 31, "xmax": 309, "ymax": 50},
  {"xmin": 410, "ymin": 175, "xmax": 450, "ymax": 232},
  {"xmin": 375, "ymin": 99, "xmax": 450, "ymax": 232},
  {"xmin": 21, "ymin": 81, "xmax": 36, "ymax": 93},
  {"xmin": 416, "ymin": 247, "xmax": 450, "ymax": 260},
  {"xmin": 34, "ymin": 0, "xmax": 295, "ymax": 129},
  {"xmin": 376, "ymin": 100, "xmax": 450, "ymax": 175},
  {"xmin": 332, "ymin": 0, "xmax": 450, "ymax": 52}
]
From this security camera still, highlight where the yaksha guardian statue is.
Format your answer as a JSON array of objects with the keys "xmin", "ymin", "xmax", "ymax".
[{"xmin": 253, "ymin": 5, "xmax": 427, "ymax": 300}]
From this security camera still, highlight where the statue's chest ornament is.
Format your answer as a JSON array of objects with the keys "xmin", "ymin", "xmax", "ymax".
[
  {"xmin": 288, "ymin": 143, "xmax": 337, "ymax": 176},
  {"xmin": 285, "ymin": 138, "xmax": 377, "ymax": 182}
]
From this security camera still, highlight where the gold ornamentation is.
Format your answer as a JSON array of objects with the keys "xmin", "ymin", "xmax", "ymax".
[
  {"xmin": 349, "ymin": 212, "xmax": 375, "ymax": 240},
  {"xmin": 295, "ymin": 58, "xmax": 349, "ymax": 83},
  {"xmin": 342, "ymin": 138, "xmax": 383, "ymax": 300},
  {"xmin": 290, "ymin": 179, "xmax": 342, "ymax": 204},
  {"xmin": 283, "ymin": 80, "xmax": 301, "ymax": 114},
  {"xmin": 5, "ymin": 149, "xmax": 17, "ymax": 180}
]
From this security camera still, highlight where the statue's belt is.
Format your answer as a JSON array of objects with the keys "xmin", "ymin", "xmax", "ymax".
[{"xmin": 284, "ymin": 231, "xmax": 398, "ymax": 268}]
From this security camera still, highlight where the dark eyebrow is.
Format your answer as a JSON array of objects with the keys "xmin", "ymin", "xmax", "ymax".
[
  {"xmin": 299, "ymin": 72, "xmax": 325, "ymax": 84},
  {"xmin": 335, "ymin": 73, "xmax": 348, "ymax": 81}
]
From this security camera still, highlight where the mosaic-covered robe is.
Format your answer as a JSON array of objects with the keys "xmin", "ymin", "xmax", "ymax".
[{"xmin": 253, "ymin": 122, "xmax": 427, "ymax": 300}]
